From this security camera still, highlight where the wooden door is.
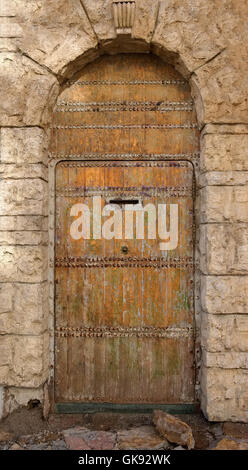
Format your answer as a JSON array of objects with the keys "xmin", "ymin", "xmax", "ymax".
[{"xmin": 51, "ymin": 54, "xmax": 199, "ymax": 408}]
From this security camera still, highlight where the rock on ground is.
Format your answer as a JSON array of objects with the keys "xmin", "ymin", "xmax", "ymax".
[
  {"xmin": 0, "ymin": 431, "xmax": 14, "ymax": 442},
  {"xmin": 63, "ymin": 427, "xmax": 116, "ymax": 450},
  {"xmin": 117, "ymin": 426, "xmax": 169, "ymax": 450},
  {"xmin": 213, "ymin": 438, "xmax": 248, "ymax": 450},
  {"xmin": 9, "ymin": 443, "xmax": 24, "ymax": 450},
  {"xmin": 223, "ymin": 422, "xmax": 248, "ymax": 440},
  {"xmin": 153, "ymin": 410, "xmax": 195, "ymax": 449}
]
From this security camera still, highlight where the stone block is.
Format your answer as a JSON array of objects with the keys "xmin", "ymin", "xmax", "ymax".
[
  {"xmin": 0, "ymin": 335, "xmax": 48, "ymax": 388},
  {"xmin": 11, "ymin": 336, "xmax": 43, "ymax": 387},
  {"xmin": 0, "ymin": 336, "xmax": 11, "ymax": 368},
  {"xmin": 202, "ymin": 124, "xmax": 248, "ymax": 135},
  {"xmin": 0, "ymin": 1, "xmax": 16, "ymax": 16},
  {"xmin": 0, "ymin": 216, "xmax": 48, "ymax": 231},
  {"xmin": 0, "ymin": 284, "xmax": 14, "ymax": 313},
  {"xmin": 0, "ymin": 282, "xmax": 48, "ymax": 335},
  {"xmin": 200, "ymin": 224, "xmax": 248, "ymax": 275},
  {"xmin": 192, "ymin": 44, "xmax": 248, "ymax": 125},
  {"xmin": 0, "ymin": 23, "xmax": 23, "ymax": 38},
  {"xmin": 201, "ymin": 134, "xmax": 248, "ymax": 172},
  {"xmin": 132, "ymin": 0, "xmax": 159, "ymax": 43},
  {"xmin": 201, "ymin": 186, "xmax": 248, "ymax": 223},
  {"xmin": 0, "ymin": 164, "xmax": 48, "ymax": 180},
  {"xmin": 201, "ymin": 275, "xmax": 248, "ymax": 314},
  {"xmin": 0, "ymin": 231, "xmax": 48, "ymax": 246},
  {"xmin": 201, "ymin": 367, "xmax": 248, "ymax": 422},
  {"xmin": 3, "ymin": 385, "xmax": 43, "ymax": 418},
  {"xmin": 201, "ymin": 314, "xmax": 248, "ymax": 352},
  {"xmin": 1, "ymin": 127, "xmax": 48, "ymax": 164},
  {"xmin": 16, "ymin": 0, "xmax": 98, "ymax": 78},
  {"xmin": 0, "ymin": 246, "xmax": 47, "ymax": 282},
  {"xmin": 152, "ymin": 0, "xmax": 227, "ymax": 76},
  {"xmin": 199, "ymin": 172, "xmax": 248, "ymax": 187},
  {"xmin": 0, "ymin": 179, "xmax": 48, "ymax": 216},
  {"xmin": 0, "ymin": 38, "xmax": 18, "ymax": 52},
  {"xmin": 202, "ymin": 351, "xmax": 248, "ymax": 369},
  {"xmin": 0, "ymin": 53, "xmax": 59, "ymax": 126},
  {"xmin": 82, "ymin": 0, "xmax": 116, "ymax": 42}
]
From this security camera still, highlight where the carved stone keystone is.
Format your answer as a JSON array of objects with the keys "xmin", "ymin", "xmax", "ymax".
[{"xmin": 112, "ymin": 1, "xmax": 136, "ymax": 34}]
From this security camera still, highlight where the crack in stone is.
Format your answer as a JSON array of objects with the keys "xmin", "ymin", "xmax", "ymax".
[
  {"xmin": 191, "ymin": 47, "xmax": 227, "ymax": 75},
  {"xmin": 79, "ymin": 0, "xmax": 101, "ymax": 43}
]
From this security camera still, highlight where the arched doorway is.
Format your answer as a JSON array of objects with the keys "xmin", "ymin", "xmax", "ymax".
[{"xmin": 50, "ymin": 54, "xmax": 199, "ymax": 412}]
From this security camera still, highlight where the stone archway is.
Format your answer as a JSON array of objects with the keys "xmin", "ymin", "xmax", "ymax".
[{"xmin": 0, "ymin": 1, "xmax": 248, "ymax": 423}]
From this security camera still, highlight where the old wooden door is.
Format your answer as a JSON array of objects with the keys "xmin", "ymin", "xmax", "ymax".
[{"xmin": 51, "ymin": 54, "xmax": 199, "ymax": 410}]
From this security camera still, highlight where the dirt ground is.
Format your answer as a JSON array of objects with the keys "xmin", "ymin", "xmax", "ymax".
[{"xmin": 0, "ymin": 406, "xmax": 227, "ymax": 450}]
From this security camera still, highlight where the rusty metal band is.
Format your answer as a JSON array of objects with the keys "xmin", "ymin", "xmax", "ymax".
[
  {"xmin": 69, "ymin": 79, "xmax": 187, "ymax": 86},
  {"xmin": 49, "ymin": 152, "xmax": 200, "ymax": 162},
  {"xmin": 52, "ymin": 124, "xmax": 198, "ymax": 130},
  {"xmin": 55, "ymin": 100, "xmax": 193, "ymax": 112},
  {"xmin": 56, "ymin": 186, "xmax": 192, "ymax": 198},
  {"xmin": 55, "ymin": 325, "xmax": 193, "ymax": 338},
  {"xmin": 57, "ymin": 161, "xmax": 191, "ymax": 168},
  {"xmin": 55, "ymin": 256, "xmax": 193, "ymax": 269}
]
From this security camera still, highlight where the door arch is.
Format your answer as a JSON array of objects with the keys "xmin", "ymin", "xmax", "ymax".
[{"xmin": 50, "ymin": 53, "xmax": 199, "ymax": 411}]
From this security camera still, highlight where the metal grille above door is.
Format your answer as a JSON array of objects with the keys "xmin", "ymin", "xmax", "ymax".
[{"xmin": 51, "ymin": 54, "xmax": 199, "ymax": 411}]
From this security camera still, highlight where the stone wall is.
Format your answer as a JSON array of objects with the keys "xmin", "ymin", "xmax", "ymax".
[{"xmin": 0, "ymin": 0, "xmax": 247, "ymax": 422}]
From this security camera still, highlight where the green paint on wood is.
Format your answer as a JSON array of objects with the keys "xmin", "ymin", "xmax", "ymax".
[{"xmin": 55, "ymin": 403, "xmax": 199, "ymax": 414}]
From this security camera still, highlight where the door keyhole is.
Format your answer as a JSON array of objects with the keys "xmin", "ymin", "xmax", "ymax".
[{"xmin": 121, "ymin": 246, "xmax": 129, "ymax": 254}]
